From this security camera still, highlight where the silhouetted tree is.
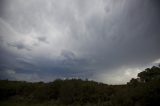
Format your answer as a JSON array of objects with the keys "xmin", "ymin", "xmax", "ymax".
[{"xmin": 138, "ymin": 66, "xmax": 160, "ymax": 82}]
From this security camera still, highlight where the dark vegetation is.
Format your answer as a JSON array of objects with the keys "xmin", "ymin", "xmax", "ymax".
[{"xmin": 0, "ymin": 65, "xmax": 160, "ymax": 106}]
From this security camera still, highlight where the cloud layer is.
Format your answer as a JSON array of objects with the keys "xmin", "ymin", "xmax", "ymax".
[{"xmin": 0, "ymin": 0, "xmax": 160, "ymax": 84}]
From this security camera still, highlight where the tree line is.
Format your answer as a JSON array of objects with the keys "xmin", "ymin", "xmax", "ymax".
[{"xmin": 0, "ymin": 65, "xmax": 160, "ymax": 106}]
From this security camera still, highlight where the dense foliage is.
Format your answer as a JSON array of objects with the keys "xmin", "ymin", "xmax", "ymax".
[{"xmin": 0, "ymin": 66, "xmax": 160, "ymax": 106}]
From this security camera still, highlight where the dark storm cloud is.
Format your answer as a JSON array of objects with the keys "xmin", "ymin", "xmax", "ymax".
[
  {"xmin": 0, "ymin": 0, "xmax": 160, "ymax": 83},
  {"xmin": 0, "ymin": 0, "xmax": 6, "ymax": 16},
  {"xmin": 88, "ymin": 0, "xmax": 160, "ymax": 66}
]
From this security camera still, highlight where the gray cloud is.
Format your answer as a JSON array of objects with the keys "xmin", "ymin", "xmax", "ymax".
[
  {"xmin": 8, "ymin": 42, "xmax": 31, "ymax": 51},
  {"xmin": 37, "ymin": 36, "xmax": 48, "ymax": 43},
  {"xmin": 0, "ymin": 0, "xmax": 160, "ymax": 84}
]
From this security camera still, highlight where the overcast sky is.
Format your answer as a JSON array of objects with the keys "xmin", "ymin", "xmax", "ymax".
[{"xmin": 0, "ymin": 0, "xmax": 160, "ymax": 84}]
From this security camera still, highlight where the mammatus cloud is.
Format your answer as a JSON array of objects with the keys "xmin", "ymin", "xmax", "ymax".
[{"xmin": 0, "ymin": 0, "xmax": 160, "ymax": 84}]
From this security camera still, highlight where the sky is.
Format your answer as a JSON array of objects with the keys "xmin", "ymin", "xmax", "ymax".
[{"xmin": 0, "ymin": 0, "xmax": 160, "ymax": 84}]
